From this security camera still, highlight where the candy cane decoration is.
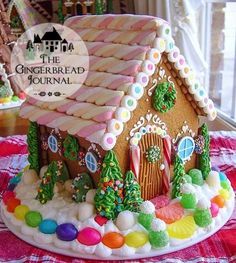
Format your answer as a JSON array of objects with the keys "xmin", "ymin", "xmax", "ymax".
[
  {"xmin": 162, "ymin": 135, "xmax": 171, "ymax": 193},
  {"xmin": 130, "ymin": 145, "xmax": 140, "ymax": 178}
]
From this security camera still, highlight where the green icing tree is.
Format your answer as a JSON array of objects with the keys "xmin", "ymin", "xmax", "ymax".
[
  {"xmin": 72, "ymin": 173, "xmax": 94, "ymax": 203},
  {"xmin": 63, "ymin": 134, "xmax": 79, "ymax": 161},
  {"xmin": 0, "ymin": 70, "xmax": 13, "ymax": 101},
  {"xmin": 94, "ymin": 150, "xmax": 124, "ymax": 219},
  {"xmin": 123, "ymin": 170, "xmax": 143, "ymax": 212},
  {"xmin": 58, "ymin": 0, "xmax": 64, "ymax": 23},
  {"xmin": 37, "ymin": 161, "xmax": 69, "ymax": 204},
  {"xmin": 172, "ymin": 155, "xmax": 185, "ymax": 198},
  {"xmin": 199, "ymin": 123, "xmax": 211, "ymax": 179},
  {"xmin": 27, "ymin": 122, "xmax": 40, "ymax": 173},
  {"xmin": 95, "ymin": 0, "xmax": 104, "ymax": 14}
]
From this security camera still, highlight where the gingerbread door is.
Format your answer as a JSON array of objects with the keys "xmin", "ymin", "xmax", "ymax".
[{"xmin": 138, "ymin": 133, "xmax": 164, "ymax": 200}]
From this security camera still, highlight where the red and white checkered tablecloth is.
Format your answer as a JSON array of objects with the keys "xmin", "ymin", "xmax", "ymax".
[{"xmin": 0, "ymin": 132, "xmax": 235, "ymax": 263}]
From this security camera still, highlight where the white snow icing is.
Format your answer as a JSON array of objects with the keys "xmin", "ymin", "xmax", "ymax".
[
  {"xmin": 180, "ymin": 183, "xmax": 196, "ymax": 194},
  {"xmin": 151, "ymin": 218, "xmax": 166, "ymax": 232},
  {"xmin": 95, "ymin": 243, "xmax": 112, "ymax": 258},
  {"xmin": 139, "ymin": 200, "xmax": 155, "ymax": 214},
  {"xmin": 197, "ymin": 197, "xmax": 211, "ymax": 209}
]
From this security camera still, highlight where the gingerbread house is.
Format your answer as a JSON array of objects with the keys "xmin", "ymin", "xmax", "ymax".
[{"xmin": 19, "ymin": 15, "xmax": 216, "ymax": 200}]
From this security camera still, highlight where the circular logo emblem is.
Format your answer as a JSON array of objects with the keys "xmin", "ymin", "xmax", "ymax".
[{"xmin": 11, "ymin": 23, "xmax": 89, "ymax": 102}]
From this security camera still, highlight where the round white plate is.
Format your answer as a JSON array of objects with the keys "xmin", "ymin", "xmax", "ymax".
[{"xmin": 1, "ymin": 196, "xmax": 235, "ymax": 261}]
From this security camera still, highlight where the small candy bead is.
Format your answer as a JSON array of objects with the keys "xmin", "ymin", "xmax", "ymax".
[
  {"xmin": 56, "ymin": 223, "xmax": 78, "ymax": 241},
  {"xmin": 7, "ymin": 197, "xmax": 21, "ymax": 213},
  {"xmin": 219, "ymin": 189, "xmax": 230, "ymax": 200},
  {"xmin": 128, "ymin": 83, "xmax": 144, "ymax": 100},
  {"xmin": 102, "ymin": 232, "xmax": 124, "ymax": 249},
  {"xmin": 211, "ymin": 195, "xmax": 225, "ymax": 208},
  {"xmin": 136, "ymin": 72, "xmax": 149, "ymax": 87},
  {"xmin": 210, "ymin": 202, "xmax": 219, "ymax": 218},
  {"xmin": 147, "ymin": 49, "xmax": 161, "ymax": 64},
  {"xmin": 125, "ymin": 231, "xmax": 148, "ymax": 248},
  {"xmin": 9, "ymin": 176, "xmax": 21, "ymax": 185},
  {"xmin": 107, "ymin": 119, "xmax": 123, "ymax": 136},
  {"xmin": 25, "ymin": 211, "xmax": 42, "ymax": 227},
  {"xmin": 7, "ymin": 184, "xmax": 17, "ymax": 191},
  {"xmin": 142, "ymin": 60, "xmax": 155, "ymax": 76},
  {"xmin": 101, "ymin": 133, "xmax": 116, "ymax": 150},
  {"xmin": 121, "ymin": 95, "xmax": 137, "ymax": 111},
  {"xmin": 39, "ymin": 219, "xmax": 58, "ymax": 234},
  {"xmin": 153, "ymin": 37, "xmax": 166, "ymax": 52}
]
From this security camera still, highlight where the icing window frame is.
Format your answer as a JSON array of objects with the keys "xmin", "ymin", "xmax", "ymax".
[
  {"xmin": 177, "ymin": 136, "xmax": 195, "ymax": 161},
  {"xmin": 85, "ymin": 151, "xmax": 98, "ymax": 173},
  {"xmin": 48, "ymin": 135, "xmax": 58, "ymax": 153}
]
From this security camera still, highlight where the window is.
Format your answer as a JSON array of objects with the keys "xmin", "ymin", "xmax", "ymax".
[
  {"xmin": 85, "ymin": 152, "xmax": 98, "ymax": 173},
  {"xmin": 46, "ymin": 41, "xmax": 48, "ymax": 45},
  {"xmin": 48, "ymin": 135, "xmax": 58, "ymax": 153},
  {"xmin": 177, "ymin": 136, "xmax": 195, "ymax": 161},
  {"xmin": 203, "ymin": 1, "xmax": 236, "ymax": 126}
]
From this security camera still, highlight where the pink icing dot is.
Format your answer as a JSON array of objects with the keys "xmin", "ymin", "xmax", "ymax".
[
  {"xmin": 107, "ymin": 137, "xmax": 113, "ymax": 144},
  {"xmin": 148, "ymin": 64, "xmax": 153, "ymax": 70},
  {"xmin": 142, "ymin": 76, "xmax": 147, "ymax": 83},
  {"xmin": 179, "ymin": 58, "xmax": 185, "ymax": 65},
  {"xmin": 173, "ymin": 52, "xmax": 178, "ymax": 58},
  {"xmin": 209, "ymin": 103, "xmax": 213, "ymax": 109},
  {"xmin": 204, "ymin": 98, "xmax": 208, "ymax": 103}
]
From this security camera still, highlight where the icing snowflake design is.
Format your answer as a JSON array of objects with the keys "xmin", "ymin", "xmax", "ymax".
[
  {"xmin": 172, "ymin": 121, "xmax": 195, "ymax": 144},
  {"xmin": 146, "ymin": 145, "xmax": 161, "ymax": 163}
]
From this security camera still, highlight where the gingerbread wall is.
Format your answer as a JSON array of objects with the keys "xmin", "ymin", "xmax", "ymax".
[{"xmin": 114, "ymin": 55, "xmax": 200, "ymax": 176}]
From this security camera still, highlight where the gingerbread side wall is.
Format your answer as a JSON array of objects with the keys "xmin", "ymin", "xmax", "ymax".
[{"xmin": 114, "ymin": 55, "xmax": 200, "ymax": 175}]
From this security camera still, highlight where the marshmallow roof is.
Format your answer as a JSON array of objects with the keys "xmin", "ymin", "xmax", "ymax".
[{"xmin": 20, "ymin": 15, "xmax": 216, "ymax": 151}]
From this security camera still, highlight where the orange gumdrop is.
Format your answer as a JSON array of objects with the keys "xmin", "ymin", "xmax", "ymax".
[
  {"xmin": 7, "ymin": 197, "xmax": 21, "ymax": 213},
  {"xmin": 102, "ymin": 232, "xmax": 124, "ymax": 249},
  {"xmin": 211, "ymin": 195, "xmax": 225, "ymax": 208}
]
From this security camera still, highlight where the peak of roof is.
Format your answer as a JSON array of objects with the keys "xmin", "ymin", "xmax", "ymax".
[
  {"xmin": 41, "ymin": 27, "xmax": 62, "ymax": 41},
  {"xmin": 33, "ymin": 34, "xmax": 41, "ymax": 43}
]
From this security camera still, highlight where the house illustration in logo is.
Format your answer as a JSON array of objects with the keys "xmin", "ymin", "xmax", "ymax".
[{"xmin": 26, "ymin": 27, "xmax": 74, "ymax": 53}]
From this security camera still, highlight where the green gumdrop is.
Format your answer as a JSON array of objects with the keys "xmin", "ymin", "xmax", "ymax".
[
  {"xmin": 149, "ymin": 230, "xmax": 169, "ymax": 248},
  {"xmin": 25, "ymin": 211, "xmax": 42, "ymax": 227},
  {"xmin": 12, "ymin": 96, "xmax": 19, "ymax": 102},
  {"xmin": 138, "ymin": 213, "xmax": 154, "ymax": 230},
  {"xmin": 193, "ymin": 208, "xmax": 212, "ymax": 227},
  {"xmin": 188, "ymin": 169, "xmax": 204, "ymax": 186},
  {"xmin": 221, "ymin": 181, "xmax": 230, "ymax": 191},
  {"xmin": 180, "ymin": 193, "xmax": 197, "ymax": 209},
  {"xmin": 182, "ymin": 174, "xmax": 192, "ymax": 184}
]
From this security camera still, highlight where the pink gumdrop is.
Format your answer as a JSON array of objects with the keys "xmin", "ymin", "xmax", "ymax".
[
  {"xmin": 150, "ymin": 195, "xmax": 170, "ymax": 209},
  {"xmin": 210, "ymin": 202, "xmax": 219, "ymax": 217},
  {"xmin": 2, "ymin": 191, "xmax": 15, "ymax": 205}
]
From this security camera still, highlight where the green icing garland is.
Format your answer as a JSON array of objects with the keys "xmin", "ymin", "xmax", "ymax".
[
  {"xmin": 37, "ymin": 161, "xmax": 69, "ymax": 204},
  {"xmin": 199, "ymin": 123, "xmax": 211, "ymax": 179},
  {"xmin": 146, "ymin": 145, "xmax": 160, "ymax": 163},
  {"xmin": 27, "ymin": 122, "xmax": 40, "ymax": 173},
  {"xmin": 123, "ymin": 170, "xmax": 143, "ymax": 212},
  {"xmin": 171, "ymin": 155, "xmax": 185, "ymax": 198},
  {"xmin": 63, "ymin": 135, "xmax": 79, "ymax": 161},
  {"xmin": 72, "ymin": 173, "xmax": 94, "ymax": 203},
  {"xmin": 152, "ymin": 82, "xmax": 177, "ymax": 113},
  {"xmin": 94, "ymin": 150, "xmax": 124, "ymax": 219}
]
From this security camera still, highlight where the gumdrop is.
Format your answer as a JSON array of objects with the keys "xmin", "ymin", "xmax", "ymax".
[
  {"xmin": 188, "ymin": 169, "xmax": 204, "ymax": 186},
  {"xmin": 149, "ymin": 230, "xmax": 169, "ymax": 248},
  {"xmin": 138, "ymin": 213, "xmax": 153, "ymax": 230},
  {"xmin": 193, "ymin": 208, "xmax": 212, "ymax": 227},
  {"xmin": 180, "ymin": 193, "xmax": 197, "ymax": 209}
]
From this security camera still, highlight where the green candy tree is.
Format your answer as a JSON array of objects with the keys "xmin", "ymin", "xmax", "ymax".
[
  {"xmin": 94, "ymin": 150, "xmax": 124, "ymax": 219},
  {"xmin": 72, "ymin": 173, "xmax": 93, "ymax": 203},
  {"xmin": 37, "ymin": 161, "xmax": 69, "ymax": 204},
  {"xmin": 27, "ymin": 121, "xmax": 40, "ymax": 173},
  {"xmin": 63, "ymin": 134, "xmax": 79, "ymax": 161},
  {"xmin": 95, "ymin": 0, "xmax": 104, "ymax": 14},
  {"xmin": 172, "ymin": 155, "xmax": 185, "ymax": 198},
  {"xmin": 123, "ymin": 170, "xmax": 143, "ymax": 212},
  {"xmin": 0, "ymin": 70, "xmax": 13, "ymax": 102},
  {"xmin": 58, "ymin": 0, "xmax": 64, "ymax": 23},
  {"xmin": 199, "ymin": 123, "xmax": 211, "ymax": 179}
]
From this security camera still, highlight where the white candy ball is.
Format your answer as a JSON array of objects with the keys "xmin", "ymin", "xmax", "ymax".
[
  {"xmin": 151, "ymin": 218, "xmax": 166, "ymax": 232},
  {"xmin": 116, "ymin": 210, "xmax": 135, "ymax": 231},
  {"xmin": 86, "ymin": 189, "xmax": 97, "ymax": 204},
  {"xmin": 206, "ymin": 171, "xmax": 221, "ymax": 188},
  {"xmin": 39, "ymin": 166, "xmax": 48, "ymax": 179},
  {"xmin": 77, "ymin": 202, "xmax": 95, "ymax": 222},
  {"xmin": 22, "ymin": 169, "xmax": 38, "ymax": 185},
  {"xmin": 140, "ymin": 201, "xmax": 155, "ymax": 214},
  {"xmin": 197, "ymin": 198, "xmax": 211, "ymax": 210},
  {"xmin": 180, "ymin": 183, "xmax": 196, "ymax": 194}
]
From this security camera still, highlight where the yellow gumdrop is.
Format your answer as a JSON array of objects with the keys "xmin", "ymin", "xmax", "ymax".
[
  {"xmin": 14, "ymin": 205, "xmax": 29, "ymax": 220},
  {"xmin": 125, "ymin": 231, "xmax": 148, "ymax": 248},
  {"xmin": 219, "ymin": 188, "xmax": 230, "ymax": 200},
  {"xmin": 167, "ymin": 216, "xmax": 196, "ymax": 239}
]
